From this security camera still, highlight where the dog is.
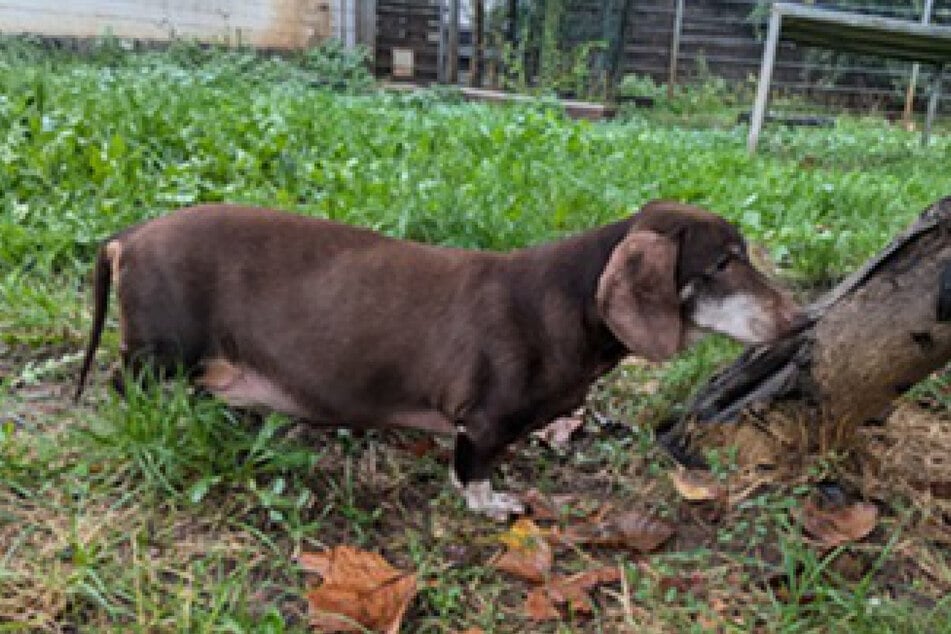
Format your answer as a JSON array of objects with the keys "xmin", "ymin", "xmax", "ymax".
[{"xmin": 75, "ymin": 200, "xmax": 802, "ymax": 519}]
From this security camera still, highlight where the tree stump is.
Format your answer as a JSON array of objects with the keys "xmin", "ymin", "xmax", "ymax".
[{"xmin": 661, "ymin": 196, "xmax": 951, "ymax": 467}]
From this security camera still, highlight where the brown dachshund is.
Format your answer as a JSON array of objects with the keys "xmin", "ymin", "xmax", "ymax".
[{"xmin": 75, "ymin": 201, "xmax": 801, "ymax": 518}]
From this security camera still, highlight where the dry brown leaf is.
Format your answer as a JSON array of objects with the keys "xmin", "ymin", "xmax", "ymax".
[
  {"xmin": 801, "ymin": 499, "xmax": 878, "ymax": 549},
  {"xmin": 709, "ymin": 595, "xmax": 729, "ymax": 615},
  {"xmin": 519, "ymin": 488, "xmax": 560, "ymax": 521},
  {"xmin": 569, "ymin": 566, "xmax": 623, "ymax": 589},
  {"xmin": 670, "ymin": 467, "xmax": 725, "ymax": 502},
  {"xmin": 657, "ymin": 571, "xmax": 706, "ymax": 594},
  {"xmin": 299, "ymin": 546, "xmax": 417, "ymax": 633},
  {"xmin": 523, "ymin": 566, "xmax": 622, "ymax": 622},
  {"xmin": 532, "ymin": 416, "xmax": 584, "ymax": 448},
  {"xmin": 695, "ymin": 613, "xmax": 719, "ymax": 630},
  {"xmin": 518, "ymin": 489, "xmax": 589, "ymax": 521},
  {"xmin": 403, "ymin": 436, "xmax": 438, "ymax": 458},
  {"xmin": 454, "ymin": 629, "xmax": 486, "ymax": 634},
  {"xmin": 559, "ymin": 510, "xmax": 674, "ymax": 553},
  {"xmin": 524, "ymin": 587, "xmax": 563, "ymax": 621},
  {"xmin": 493, "ymin": 518, "xmax": 553, "ymax": 583}
]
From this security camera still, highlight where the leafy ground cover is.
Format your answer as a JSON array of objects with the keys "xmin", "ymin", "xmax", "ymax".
[{"xmin": 1, "ymin": 39, "xmax": 950, "ymax": 632}]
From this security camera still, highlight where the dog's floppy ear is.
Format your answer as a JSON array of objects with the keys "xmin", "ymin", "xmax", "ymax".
[{"xmin": 596, "ymin": 230, "xmax": 683, "ymax": 362}]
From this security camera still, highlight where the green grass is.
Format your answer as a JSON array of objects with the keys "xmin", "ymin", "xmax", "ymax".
[
  {"xmin": 2, "ymin": 40, "xmax": 948, "ymax": 283},
  {"xmin": 1, "ymin": 39, "xmax": 950, "ymax": 632}
]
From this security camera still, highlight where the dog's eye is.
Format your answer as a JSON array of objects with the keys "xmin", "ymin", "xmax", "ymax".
[{"xmin": 712, "ymin": 254, "xmax": 731, "ymax": 273}]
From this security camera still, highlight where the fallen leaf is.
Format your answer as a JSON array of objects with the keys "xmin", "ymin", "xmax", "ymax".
[
  {"xmin": 800, "ymin": 499, "xmax": 878, "ymax": 549},
  {"xmin": 657, "ymin": 571, "xmax": 706, "ymax": 594},
  {"xmin": 532, "ymin": 415, "xmax": 584, "ymax": 448},
  {"xmin": 527, "ymin": 583, "xmax": 593, "ymax": 619},
  {"xmin": 695, "ymin": 613, "xmax": 719, "ymax": 630},
  {"xmin": 910, "ymin": 480, "xmax": 951, "ymax": 499},
  {"xmin": 454, "ymin": 629, "xmax": 486, "ymax": 634},
  {"xmin": 518, "ymin": 489, "xmax": 589, "ymax": 521},
  {"xmin": 493, "ymin": 518, "xmax": 553, "ymax": 583},
  {"xmin": 559, "ymin": 510, "xmax": 674, "ymax": 553},
  {"xmin": 403, "ymin": 436, "xmax": 438, "ymax": 458},
  {"xmin": 523, "ymin": 566, "xmax": 622, "ymax": 621},
  {"xmin": 709, "ymin": 595, "xmax": 729, "ymax": 615},
  {"xmin": 393, "ymin": 435, "xmax": 452, "ymax": 460},
  {"xmin": 670, "ymin": 467, "xmax": 725, "ymax": 502},
  {"xmin": 524, "ymin": 588, "xmax": 563, "ymax": 621},
  {"xmin": 930, "ymin": 481, "xmax": 951, "ymax": 499},
  {"xmin": 519, "ymin": 488, "xmax": 560, "ymax": 521},
  {"xmin": 583, "ymin": 566, "xmax": 623, "ymax": 583},
  {"xmin": 299, "ymin": 546, "xmax": 417, "ymax": 633}
]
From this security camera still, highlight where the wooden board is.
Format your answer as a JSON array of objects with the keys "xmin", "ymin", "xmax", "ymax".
[{"xmin": 374, "ymin": 0, "xmax": 441, "ymax": 83}]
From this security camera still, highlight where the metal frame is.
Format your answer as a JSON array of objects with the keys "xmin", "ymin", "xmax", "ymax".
[
  {"xmin": 902, "ymin": 0, "xmax": 935, "ymax": 124},
  {"xmin": 666, "ymin": 0, "xmax": 685, "ymax": 99},
  {"xmin": 748, "ymin": 2, "xmax": 951, "ymax": 153}
]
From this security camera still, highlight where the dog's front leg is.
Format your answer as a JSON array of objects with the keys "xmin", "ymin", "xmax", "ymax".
[{"xmin": 451, "ymin": 415, "xmax": 526, "ymax": 521}]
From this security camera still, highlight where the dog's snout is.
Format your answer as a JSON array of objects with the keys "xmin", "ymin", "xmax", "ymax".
[
  {"xmin": 785, "ymin": 309, "xmax": 811, "ymax": 334},
  {"xmin": 772, "ymin": 295, "xmax": 808, "ymax": 337}
]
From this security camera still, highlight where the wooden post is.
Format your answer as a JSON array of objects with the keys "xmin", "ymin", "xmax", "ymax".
[
  {"xmin": 356, "ymin": 0, "xmax": 376, "ymax": 55},
  {"xmin": 448, "ymin": 0, "xmax": 460, "ymax": 83},
  {"xmin": 539, "ymin": 0, "xmax": 563, "ymax": 90},
  {"xmin": 923, "ymin": 64, "xmax": 945, "ymax": 146},
  {"xmin": 667, "ymin": 0, "xmax": 685, "ymax": 100},
  {"xmin": 902, "ymin": 0, "xmax": 935, "ymax": 127},
  {"xmin": 472, "ymin": 0, "xmax": 484, "ymax": 87},
  {"xmin": 747, "ymin": 5, "xmax": 782, "ymax": 154},
  {"xmin": 507, "ymin": 0, "xmax": 518, "ymax": 44},
  {"xmin": 606, "ymin": 0, "xmax": 634, "ymax": 102},
  {"xmin": 345, "ymin": 0, "xmax": 356, "ymax": 48},
  {"xmin": 437, "ymin": 0, "xmax": 446, "ymax": 82}
]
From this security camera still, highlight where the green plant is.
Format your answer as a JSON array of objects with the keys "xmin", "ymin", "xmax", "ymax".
[
  {"xmin": 298, "ymin": 39, "xmax": 373, "ymax": 90},
  {"xmin": 498, "ymin": 27, "xmax": 530, "ymax": 93},
  {"xmin": 616, "ymin": 73, "xmax": 665, "ymax": 101},
  {"xmin": 538, "ymin": 0, "xmax": 563, "ymax": 90},
  {"xmin": 324, "ymin": 455, "xmax": 383, "ymax": 545},
  {"xmin": 566, "ymin": 40, "xmax": 607, "ymax": 99},
  {"xmin": 83, "ymin": 377, "xmax": 317, "ymax": 509},
  {"xmin": 1, "ymin": 40, "xmax": 950, "ymax": 632}
]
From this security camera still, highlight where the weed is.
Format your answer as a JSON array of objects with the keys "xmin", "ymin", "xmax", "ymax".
[{"xmin": 1, "ymin": 40, "xmax": 949, "ymax": 632}]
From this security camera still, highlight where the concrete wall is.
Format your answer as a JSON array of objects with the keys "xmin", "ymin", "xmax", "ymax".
[{"xmin": 0, "ymin": 0, "xmax": 337, "ymax": 49}]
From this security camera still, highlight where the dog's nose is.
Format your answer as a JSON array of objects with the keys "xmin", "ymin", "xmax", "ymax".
[
  {"xmin": 787, "ymin": 311, "xmax": 812, "ymax": 333},
  {"xmin": 778, "ymin": 302, "xmax": 811, "ymax": 336}
]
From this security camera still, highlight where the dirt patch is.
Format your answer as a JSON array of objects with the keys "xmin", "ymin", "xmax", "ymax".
[{"xmin": 2, "ymin": 355, "xmax": 950, "ymax": 631}]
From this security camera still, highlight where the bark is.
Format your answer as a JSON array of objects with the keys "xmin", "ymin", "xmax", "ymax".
[{"xmin": 660, "ymin": 196, "xmax": 951, "ymax": 466}]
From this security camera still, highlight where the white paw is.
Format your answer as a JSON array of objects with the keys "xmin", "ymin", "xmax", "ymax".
[{"xmin": 459, "ymin": 479, "xmax": 525, "ymax": 521}]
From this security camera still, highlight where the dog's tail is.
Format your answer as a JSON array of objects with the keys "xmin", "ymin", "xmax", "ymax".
[{"xmin": 74, "ymin": 243, "xmax": 113, "ymax": 402}]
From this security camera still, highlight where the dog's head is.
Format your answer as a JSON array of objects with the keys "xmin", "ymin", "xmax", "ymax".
[{"xmin": 596, "ymin": 201, "xmax": 803, "ymax": 361}]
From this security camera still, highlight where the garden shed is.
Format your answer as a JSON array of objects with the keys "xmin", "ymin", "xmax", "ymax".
[{"xmin": 370, "ymin": 0, "xmax": 951, "ymax": 115}]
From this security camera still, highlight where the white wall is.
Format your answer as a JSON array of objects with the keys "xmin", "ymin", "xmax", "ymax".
[{"xmin": 0, "ymin": 0, "xmax": 337, "ymax": 49}]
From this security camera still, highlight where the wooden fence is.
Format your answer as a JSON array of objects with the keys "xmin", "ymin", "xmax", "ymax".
[
  {"xmin": 371, "ymin": 0, "xmax": 950, "ymax": 113},
  {"xmin": 2, "ymin": 0, "xmax": 947, "ymax": 113},
  {"xmin": 565, "ymin": 0, "xmax": 951, "ymax": 112}
]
